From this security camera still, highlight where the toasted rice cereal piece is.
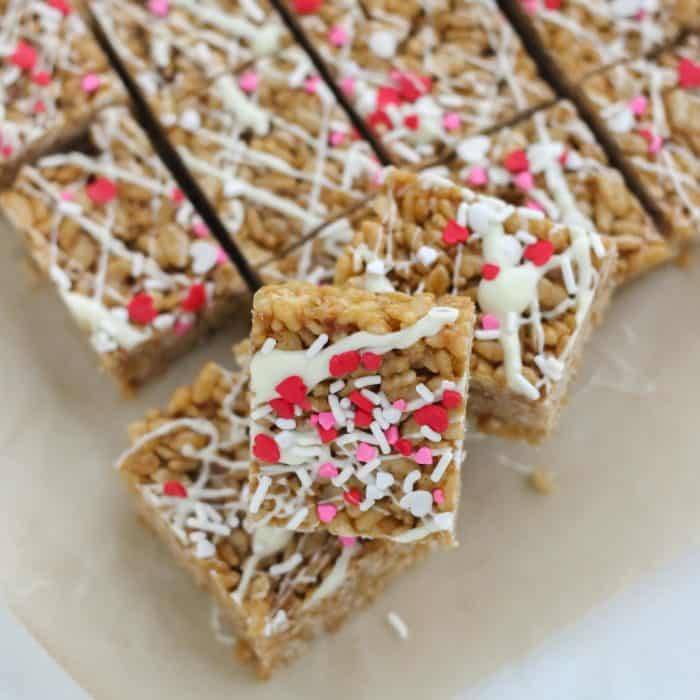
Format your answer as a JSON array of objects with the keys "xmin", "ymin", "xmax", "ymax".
[
  {"xmin": 580, "ymin": 36, "xmax": 700, "ymax": 244},
  {"xmin": 0, "ymin": 0, "xmax": 126, "ymax": 186},
  {"xmin": 91, "ymin": 0, "xmax": 288, "ymax": 99},
  {"xmin": 0, "ymin": 107, "xmax": 248, "ymax": 392},
  {"xmin": 443, "ymin": 100, "xmax": 669, "ymax": 283},
  {"xmin": 147, "ymin": 46, "xmax": 379, "ymax": 262},
  {"xmin": 504, "ymin": 0, "xmax": 698, "ymax": 83},
  {"xmin": 117, "ymin": 362, "xmax": 426, "ymax": 679},
  {"xmin": 335, "ymin": 169, "xmax": 617, "ymax": 443},
  {"xmin": 247, "ymin": 282, "xmax": 473, "ymax": 547},
  {"xmin": 287, "ymin": 0, "xmax": 553, "ymax": 166}
]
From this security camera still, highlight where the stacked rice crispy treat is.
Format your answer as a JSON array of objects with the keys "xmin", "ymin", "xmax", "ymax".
[
  {"xmin": 0, "ymin": 107, "xmax": 248, "ymax": 391},
  {"xmin": 285, "ymin": 0, "xmax": 554, "ymax": 166},
  {"xmin": 335, "ymin": 169, "xmax": 618, "ymax": 443},
  {"xmin": 117, "ymin": 359, "xmax": 427, "ymax": 678},
  {"xmin": 0, "ymin": 0, "xmax": 126, "ymax": 186}
]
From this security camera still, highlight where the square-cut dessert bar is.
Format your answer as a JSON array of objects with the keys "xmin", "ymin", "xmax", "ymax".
[
  {"xmin": 0, "ymin": 0, "xmax": 126, "ymax": 186},
  {"xmin": 286, "ymin": 0, "xmax": 554, "ymax": 166},
  {"xmin": 580, "ymin": 34, "xmax": 700, "ymax": 244},
  {"xmin": 335, "ymin": 169, "xmax": 618, "ymax": 443},
  {"xmin": 91, "ymin": 0, "xmax": 288, "ymax": 97},
  {"xmin": 444, "ymin": 100, "xmax": 669, "ymax": 283},
  {"xmin": 504, "ymin": 0, "xmax": 699, "ymax": 84},
  {"xmin": 247, "ymin": 282, "xmax": 474, "ymax": 546},
  {"xmin": 147, "ymin": 46, "xmax": 380, "ymax": 262},
  {"xmin": 117, "ymin": 360, "xmax": 426, "ymax": 678},
  {"xmin": 0, "ymin": 106, "xmax": 247, "ymax": 391}
]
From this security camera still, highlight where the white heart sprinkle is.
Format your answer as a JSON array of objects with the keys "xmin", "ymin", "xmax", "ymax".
[
  {"xmin": 375, "ymin": 471, "xmax": 395, "ymax": 490},
  {"xmin": 368, "ymin": 30, "xmax": 398, "ymax": 59},
  {"xmin": 527, "ymin": 142, "xmax": 564, "ymax": 173},
  {"xmin": 399, "ymin": 490, "xmax": 433, "ymax": 518},
  {"xmin": 180, "ymin": 108, "xmax": 201, "ymax": 132},
  {"xmin": 416, "ymin": 245, "xmax": 439, "ymax": 267},
  {"xmin": 189, "ymin": 241, "xmax": 219, "ymax": 275},
  {"xmin": 607, "ymin": 106, "xmax": 635, "ymax": 134},
  {"xmin": 456, "ymin": 135, "xmax": 491, "ymax": 163}
]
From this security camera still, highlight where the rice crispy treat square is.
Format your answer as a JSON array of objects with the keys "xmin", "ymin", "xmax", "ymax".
[
  {"xmin": 148, "ymin": 46, "xmax": 381, "ymax": 261},
  {"xmin": 287, "ymin": 0, "xmax": 554, "ymax": 166},
  {"xmin": 580, "ymin": 35, "xmax": 700, "ymax": 245},
  {"xmin": 0, "ymin": 107, "xmax": 247, "ymax": 392},
  {"xmin": 247, "ymin": 282, "xmax": 474, "ymax": 547},
  {"xmin": 0, "ymin": 0, "xmax": 126, "ymax": 186},
  {"xmin": 443, "ymin": 100, "xmax": 669, "ymax": 283},
  {"xmin": 504, "ymin": 0, "xmax": 699, "ymax": 83},
  {"xmin": 117, "ymin": 360, "xmax": 426, "ymax": 679},
  {"xmin": 91, "ymin": 0, "xmax": 289, "ymax": 98},
  {"xmin": 335, "ymin": 169, "xmax": 618, "ymax": 443}
]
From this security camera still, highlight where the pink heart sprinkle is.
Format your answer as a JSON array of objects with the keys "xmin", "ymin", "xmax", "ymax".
[
  {"xmin": 60, "ymin": 189, "xmax": 75, "ymax": 201},
  {"xmin": 413, "ymin": 447, "xmax": 433, "ymax": 465},
  {"xmin": 329, "ymin": 130, "xmax": 345, "ymax": 146},
  {"xmin": 317, "ymin": 503, "xmax": 338, "ymax": 523},
  {"xmin": 310, "ymin": 414, "xmax": 319, "ymax": 426},
  {"xmin": 340, "ymin": 76, "xmax": 355, "ymax": 97},
  {"xmin": 648, "ymin": 134, "xmax": 663, "ymax": 154},
  {"xmin": 339, "ymin": 535, "xmax": 357, "ymax": 548},
  {"xmin": 385, "ymin": 425, "xmax": 399, "ymax": 445},
  {"xmin": 432, "ymin": 488, "xmax": 445, "ymax": 504},
  {"xmin": 174, "ymin": 316, "xmax": 194, "ymax": 336},
  {"xmin": 305, "ymin": 76, "xmax": 320, "ymax": 94},
  {"xmin": 1, "ymin": 145, "xmax": 13, "ymax": 159},
  {"xmin": 522, "ymin": 0, "xmax": 538, "ymax": 12},
  {"xmin": 318, "ymin": 462, "xmax": 339, "ymax": 479},
  {"xmin": 525, "ymin": 199, "xmax": 544, "ymax": 212},
  {"xmin": 467, "ymin": 166, "xmax": 488, "ymax": 187},
  {"xmin": 514, "ymin": 171, "xmax": 535, "ymax": 191},
  {"xmin": 318, "ymin": 411, "xmax": 335, "ymax": 430},
  {"xmin": 481, "ymin": 313, "xmax": 500, "ymax": 331},
  {"xmin": 216, "ymin": 247, "xmax": 228, "ymax": 265},
  {"xmin": 81, "ymin": 73, "xmax": 101, "ymax": 93},
  {"xmin": 328, "ymin": 25, "xmax": 349, "ymax": 47},
  {"xmin": 148, "ymin": 0, "xmax": 170, "ymax": 16},
  {"xmin": 238, "ymin": 71, "xmax": 258, "ymax": 93},
  {"xmin": 393, "ymin": 399, "xmax": 406, "ymax": 411},
  {"xmin": 356, "ymin": 442, "xmax": 377, "ymax": 463},
  {"xmin": 628, "ymin": 95, "xmax": 648, "ymax": 117},
  {"xmin": 442, "ymin": 112, "xmax": 460, "ymax": 132},
  {"xmin": 192, "ymin": 221, "xmax": 209, "ymax": 238}
]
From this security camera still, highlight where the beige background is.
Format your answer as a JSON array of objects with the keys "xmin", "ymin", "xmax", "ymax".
[{"xmin": 1, "ymin": 214, "xmax": 698, "ymax": 699}]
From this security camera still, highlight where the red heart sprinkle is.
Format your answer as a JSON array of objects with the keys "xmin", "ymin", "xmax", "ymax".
[
  {"xmin": 442, "ymin": 219, "xmax": 470, "ymax": 246},
  {"xmin": 394, "ymin": 438, "xmax": 413, "ymax": 456},
  {"xmin": 171, "ymin": 187, "xmax": 185, "ymax": 203},
  {"xmin": 292, "ymin": 0, "xmax": 322, "ymax": 12},
  {"xmin": 397, "ymin": 73, "xmax": 430, "ymax": 102},
  {"xmin": 504, "ymin": 149, "xmax": 529, "ymax": 174},
  {"xmin": 128, "ymin": 293, "xmax": 157, "ymax": 325},
  {"xmin": 544, "ymin": 0, "xmax": 561, "ymax": 8},
  {"xmin": 86, "ymin": 176, "xmax": 118, "ymax": 204},
  {"xmin": 163, "ymin": 481, "xmax": 187, "ymax": 498},
  {"xmin": 344, "ymin": 489, "xmax": 363, "ymax": 506},
  {"xmin": 330, "ymin": 350, "xmax": 360, "ymax": 377},
  {"xmin": 33, "ymin": 100, "xmax": 46, "ymax": 114},
  {"xmin": 678, "ymin": 58, "xmax": 700, "ymax": 89},
  {"xmin": 354, "ymin": 410, "xmax": 373, "ymax": 428},
  {"xmin": 48, "ymin": 0, "xmax": 72, "ymax": 14},
  {"xmin": 253, "ymin": 434, "xmax": 280, "ymax": 463},
  {"xmin": 404, "ymin": 114, "xmax": 420, "ymax": 130},
  {"xmin": 414, "ymin": 404, "xmax": 449, "ymax": 433},
  {"xmin": 11, "ymin": 42, "xmax": 38, "ymax": 71},
  {"xmin": 523, "ymin": 239, "xmax": 555, "ymax": 267},
  {"xmin": 367, "ymin": 109, "xmax": 392, "ymax": 131},
  {"xmin": 558, "ymin": 150, "xmax": 569, "ymax": 166},
  {"xmin": 269, "ymin": 398, "xmax": 294, "ymax": 419},
  {"xmin": 275, "ymin": 375, "xmax": 309, "ymax": 406},
  {"xmin": 31, "ymin": 71, "xmax": 52, "ymax": 86},
  {"xmin": 377, "ymin": 85, "xmax": 403, "ymax": 109},
  {"xmin": 317, "ymin": 425, "xmax": 338, "ymax": 444},
  {"xmin": 181, "ymin": 283, "xmax": 206, "ymax": 312},
  {"xmin": 360, "ymin": 352, "xmax": 382, "ymax": 371},
  {"xmin": 349, "ymin": 389, "xmax": 374, "ymax": 413},
  {"xmin": 481, "ymin": 263, "xmax": 500, "ymax": 280},
  {"xmin": 442, "ymin": 390, "xmax": 462, "ymax": 409}
]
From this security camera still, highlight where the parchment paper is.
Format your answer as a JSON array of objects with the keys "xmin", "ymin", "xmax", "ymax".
[{"xmin": 1, "ymin": 213, "xmax": 699, "ymax": 700}]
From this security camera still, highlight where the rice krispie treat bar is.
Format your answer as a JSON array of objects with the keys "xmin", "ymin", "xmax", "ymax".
[
  {"xmin": 117, "ymin": 361, "xmax": 426, "ymax": 678},
  {"xmin": 0, "ymin": 0, "xmax": 126, "ymax": 186},
  {"xmin": 580, "ymin": 35, "xmax": 700, "ymax": 244},
  {"xmin": 247, "ymin": 282, "xmax": 474, "ymax": 546},
  {"xmin": 444, "ymin": 100, "xmax": 669, "ymax": 283},
  {"xmin": 286, "ymin": 0, "xmax": 553, "ymax": 166},
  {"xmin": 504, "ymin": 0, "xmax": 698, "ymax": 84},
  {"xmin": 91, "ymin": 0, "xmax": 288, "ymax": 99},
  {"xmin": 148, "ymin": 46, "xmax": 380, "ymax": 262},
  {"xmin": 0, "ymin": 107, "xmax": 248, "ymax": 391},
  {"xmin": 335, "ymin": 169, "xmax": 618, "ymax": 443}
]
